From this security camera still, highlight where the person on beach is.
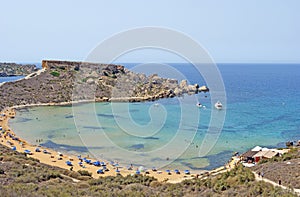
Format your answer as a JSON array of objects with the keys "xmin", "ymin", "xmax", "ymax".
[{"xmin": 278, "ymin": 179, "xmax": 281, "ymax": 185}]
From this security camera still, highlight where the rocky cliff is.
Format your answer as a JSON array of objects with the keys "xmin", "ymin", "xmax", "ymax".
[
  {"xmin": 0, "ymin": 60, "xmax": 209, "ymax": 110},
  {"xmin": 0, "ymin": 63, "xmax": 38, "ymax": 77}
]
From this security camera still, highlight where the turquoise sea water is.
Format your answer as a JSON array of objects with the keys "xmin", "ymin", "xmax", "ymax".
[{"xmin": 8, "ymin": 63, "xmax": 300, "ymax": 171}]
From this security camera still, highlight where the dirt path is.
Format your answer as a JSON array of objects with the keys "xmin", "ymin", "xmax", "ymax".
[
  {"xmin": 60, "ymin": 174, "xmax": 81, "ymax": 183},
  {"xmin": 252, "ymin": 171, "xmax": 300, "ymax": 196}
]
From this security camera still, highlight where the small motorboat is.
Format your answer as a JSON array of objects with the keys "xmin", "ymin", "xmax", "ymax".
[
  {"xmin": 196, "ymin": 103, "xmax": 202, "ymax": 108},
  {"xmin": 214, "ymin": 101, "xmax": 223, "ymax": 110}
]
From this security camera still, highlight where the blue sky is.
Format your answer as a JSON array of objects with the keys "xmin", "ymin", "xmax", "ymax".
[{"xmin": 0, "ymin": 0, "xmax": 299, "ymax": 63}]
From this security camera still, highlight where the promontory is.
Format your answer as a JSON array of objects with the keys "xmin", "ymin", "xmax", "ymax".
[
  {"xmin": 0, "ymin": 63, "xmax": 37, "ymax": 77},
  {"xmin": 0, "ymin": 60, "xmax": 209, "ymax": 111}
]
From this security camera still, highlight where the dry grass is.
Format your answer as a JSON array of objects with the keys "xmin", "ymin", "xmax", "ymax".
[
  {"xmin": 0, "ymin": 143, "xmax": 297, "ymax": 196},
  {"xmin": 252, "ymin": 147, "xmax": 300, "ymax": 188},
  {"xmin": 252, "ymin": 156, "xmax": 300, "ymax": 188}
]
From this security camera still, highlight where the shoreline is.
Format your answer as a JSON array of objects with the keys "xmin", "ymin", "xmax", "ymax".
[{"xmin": 0, "ymin": 106, "xmax": 231, "ymax": 183}]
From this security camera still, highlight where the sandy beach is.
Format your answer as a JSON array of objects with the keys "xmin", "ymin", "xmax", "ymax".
[{"xmin": 0, "ymin": 107, "xmax": 230, "ymax": 183}]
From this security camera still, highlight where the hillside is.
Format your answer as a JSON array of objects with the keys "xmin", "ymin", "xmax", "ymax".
[
  {"xmin": 0, "ymin": 144, "xmax": 295, "ymax": 197},
  {"xmin": 252, "ymin": 147, "xmax": 300, "ymax": 189},
  {"xmin": 0, "ymin": 60, "xmax": 208, "ymax": 111},
  {"xmin": 0, "ymin": 63, "xmax": 37, "ymax": 77}
]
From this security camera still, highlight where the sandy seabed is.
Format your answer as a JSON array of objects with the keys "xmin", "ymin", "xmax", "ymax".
[{"xmin": 2, "ymin": 107, "xmax": 229, "ymax": 183}]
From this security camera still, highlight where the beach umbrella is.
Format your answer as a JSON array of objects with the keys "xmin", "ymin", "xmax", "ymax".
[
  {"xmin": 35, "ymin": 148, "xmax": 41, "ymax": 152},
  {"xmin": 104, "ymin": 167, "xmax": 109, "ymax": 171},
  {"xmin": 12, "ymin": 137, "xmax": 19, "ymax": 141},
  {"xmin": 174, "ymin": 169, "xmax": 180, "ymax": 174},
  {"xmin": 135, "ymin": 170, "xmax": 141, "ymax": 175},
  {"xmin": 85, "ymin": 159, "xmax": 91, "ymax": 164},
  {"xmin": 43, "ymin": 150, "xmax": 48, "ymax": 154},
  {"xmin": 152, "ymin": 167, "xmax": 157, "ymax": 171},
  {"xmin": 11, "ymin": 146, "xmax": 16, "ymax": 151},
  {"xmin": 77, "ymin": 155, "xmax": 81, "ymax": 159},
  {"xmin": 97, "ymin": 169, "xmax": 104, "ymax": 174},
  {"xmin": 116, "ymin": 169, "xmax": 120, "ymax": 173},
  {"xmin": 66, "ymin": 161, "xmax": 73, "ymax": 166},
  {"xmin": 100, "ymin": 162, "xmax": 106, "ymax": 166},
  {"xmin": 184, "ymin": 170, "xmax": 190, "ymax": 175},
  {"xmin": 166, "ymin": 170, "xmax": 171, "ymax": 175},
  {"xmin": 93, "ymin": 161, "xmax": 100, "ymax": 166},
  {"xmin": 78, "ymin": 162, "xmax": 83, "ymax": 165},
  {"xmin": 24, "ymin": 150, "xmax": 31, "ymax": 154}
]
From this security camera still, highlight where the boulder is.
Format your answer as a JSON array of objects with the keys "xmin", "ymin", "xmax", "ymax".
[
  {"xmin": 199, "ymin": 85, "xmax": 209, "ymax": 92},
  {"xmin": 179, "ymin": 80, "xmax": 188, "ymax": 88},
  {"xmin": 86, "ymin": 78, "xmax": 95, "ymax": 84},
  {"xmin": 174, "ymin": 87, "xmax": 182, "ymax": 96},
  {"xmin": 187, "ymin": 84, "xmax": 199, "ymax": 93}
]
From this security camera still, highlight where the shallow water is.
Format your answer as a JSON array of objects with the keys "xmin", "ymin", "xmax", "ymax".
[{"xmin": 9, "ymin": 63, "xmax": 300, "ymax": 171}]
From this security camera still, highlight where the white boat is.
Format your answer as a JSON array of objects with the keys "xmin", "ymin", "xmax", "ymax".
[{"xmin": 214, "ymin": 101, "xmax": 223, "ymax": 110}]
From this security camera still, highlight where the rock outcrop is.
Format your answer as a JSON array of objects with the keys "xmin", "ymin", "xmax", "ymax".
[
  {"xmin": 0, "ymin": 63, "xmax": 38, "ymax": 77},
  {"xmin": 0, "ymin": 60, "xmax": 209, "ymax": 110}
]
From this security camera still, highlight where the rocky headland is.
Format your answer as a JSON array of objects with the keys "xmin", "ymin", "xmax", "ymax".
[
  {"xmin": 0, "ymin": 63, "xmax": 38, "ymax": 77},
  {"xmin": 0, "ymin": 60, "xmax": 209, "ymax": 111}
]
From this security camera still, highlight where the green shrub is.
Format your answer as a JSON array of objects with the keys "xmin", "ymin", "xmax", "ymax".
[
  {"xmin": 50, "ymin": 71, "xmax": 60, "ymax": 77},
  {"xmin": 82, "ymin": 78, "xmax": 87, "ymax": 82}
]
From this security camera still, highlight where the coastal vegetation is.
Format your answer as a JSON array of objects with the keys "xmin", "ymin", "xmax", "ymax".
[
  {"xmin": 0, "ymin": 144, "xmax": 296, "ymax": 196},
  {"xmin": 50, "ymin": 71, "xmax": 60, "ymax": 77}
]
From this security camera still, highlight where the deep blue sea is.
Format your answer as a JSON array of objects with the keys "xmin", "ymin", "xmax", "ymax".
[{"xmin": 7, "ymin": 63, "xmax": 300, "ymax": 172}]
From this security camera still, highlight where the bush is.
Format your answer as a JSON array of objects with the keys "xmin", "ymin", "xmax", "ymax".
[
  {"xmin": 50, "ymin": 71, "xmax": 60, "ymax": 77},
  {"xmin": 78, "ymin": 170, "xmax": 92, "ymax": 177}
]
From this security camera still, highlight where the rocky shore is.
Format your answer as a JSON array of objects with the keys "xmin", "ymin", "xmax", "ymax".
[
  {"xmin": 0, "ymin": 60, "xmax": 209, "ymax": 111},
  {"xmin": 0, "ymin": 63, "xmax": 38, "ymax": 77}
]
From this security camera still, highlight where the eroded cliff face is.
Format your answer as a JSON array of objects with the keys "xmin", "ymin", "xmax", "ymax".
[
  {"xmin": 0, "ymin": 63, "xmax": 37, "ymax": 77},
  {"xmin": 0, "ymin": 60, "xmax": 209, "ymax": 110}
]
